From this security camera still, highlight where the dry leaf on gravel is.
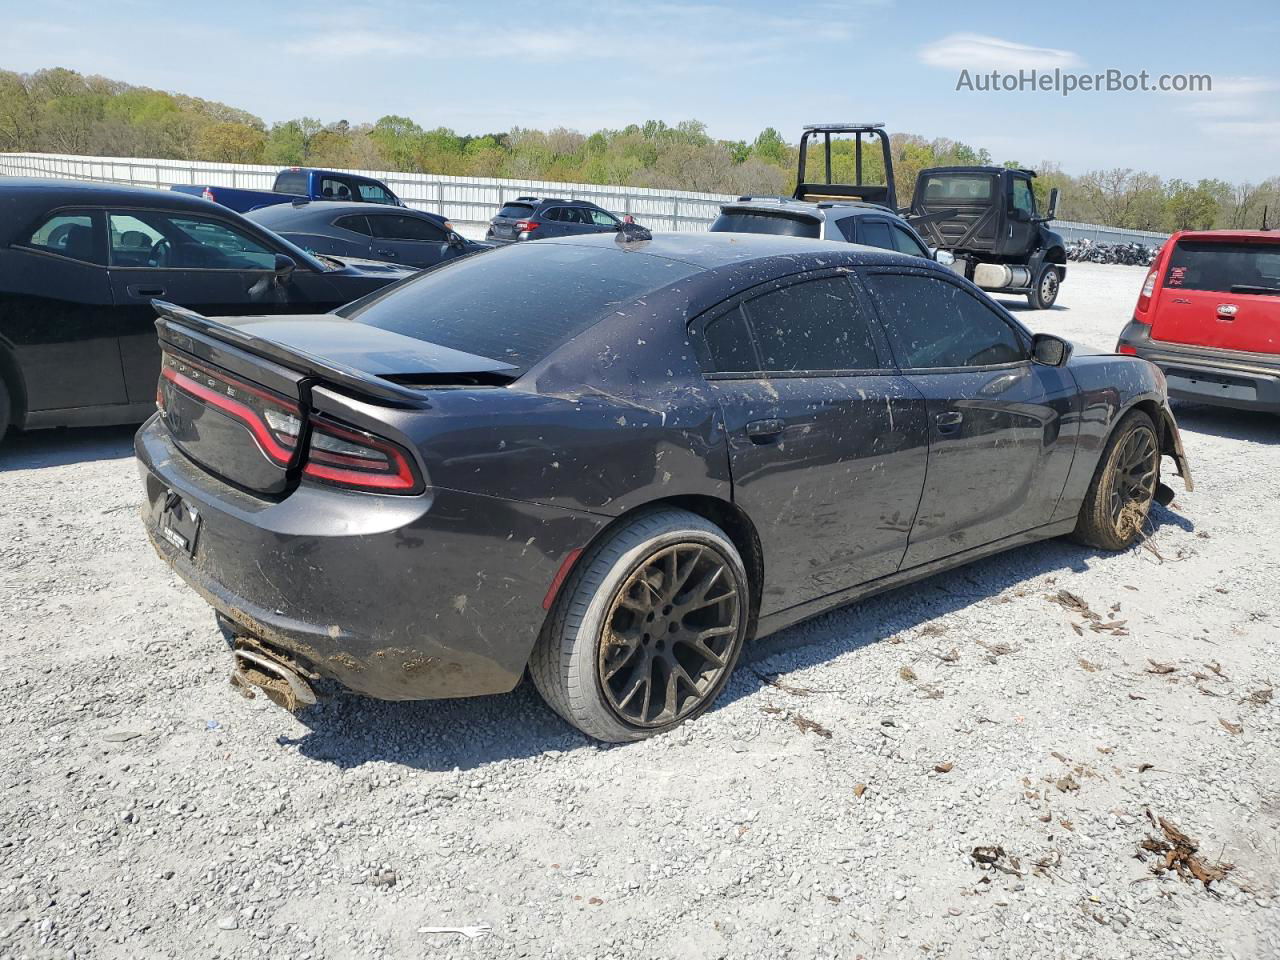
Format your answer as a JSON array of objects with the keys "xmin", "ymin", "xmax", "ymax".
[
  {"xmin": 937, "ymin": 647, "xmax": 961, "ymax": 664},
  {"xmin": 853, "ymin": 783, "xmax": 867, "ymax": 798},
  {"xmin": 1219, "ymin": 718, "xmax": 1243, "ymax": 735},
  {"xmin": 971, "ymin": 846, "xmax": 1023, "ymax": 877},
  {"xmin": 1146, "ymin": 660, "xmax": 1177, "ymax": 675},
  {"xmin": 1079, "ymin": 659, "xmax": 1102, "ymax": 673},
  {"xmin": 792, "ymin": 714, "xmax": 832, "ymax": 739},
  {"xmin": 1204, "ymin": 662, "xmax": 1228, "ymax": 680},
  {"xmin": 899, "ymin": 665, "xmax": 918, "ymax": 681},
  {"xmin": 1047, "ymin": 589, "xmax": 1100, "ymax": 621},
  {"xmin": 1138, "ymin": 763, "xmax": 1154, "ymax": 773},
  {"xmin": 934, "ymin": 762, "xmax": 954, "ymax": 774},
  {"xmin": 1056, "ymin": 775, "xmax": 1080, "ymax": 793},
  {"xmin": 1071, "ymin": 622, "xmax": 1084, "ymax": 636},
  {"xmin": 977, "ymin": 640, "xmax": 1017, "ymax": 657},
  {"xmin": 1128, "ymin": 693, "xmax": 1147, "ymax": 701},
  {"xmin": 752, "ymin": 670, "xmax": 818, "ymax": 697},
  {"xmin": 1241, "ymin": 687, "xmax": 1273, "ymax": 707},
  {"xmin": 919, "ymin": 624, "xmax": 948, "ymax": 637},
  {"xmin": 1138, "ymin": 813, "xmax": 1233, "ymax": 889}
]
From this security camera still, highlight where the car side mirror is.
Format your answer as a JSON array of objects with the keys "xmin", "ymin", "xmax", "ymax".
[
  {"xmin": 1031, "ymin": 333, "xmax": 1071, "ymax": 367},
  {"xmin": 273, "ymin": 254, "xmax": 296, "ymax": 282}
]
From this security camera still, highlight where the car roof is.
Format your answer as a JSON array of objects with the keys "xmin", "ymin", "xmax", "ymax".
[
  {"xmin": 248, "ymin": 201, "xmax": 446, "ymax": 225},
  {"xmin": 540, "ymin": 230, "xmax": 927, "ymax": 270},
  {"xmin": 724, "ymin": 197, "xmax": 908, "ymax": 222},
  {"xmin": 507, "ymin": 197, "xmax": 600, "ymax": 207},
  {"xmin": 0, "ymin": 177, "xmax": 223, "ymax": 212},
  {"xmin": 1171, "ymin": 229, "xmax": 1279, "ymax": 242}
]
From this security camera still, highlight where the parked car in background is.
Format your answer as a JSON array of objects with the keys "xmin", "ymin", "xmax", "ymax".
[
  {"xmin": 710, "ymin": 197, "xmax": 940, "ymax": 261},
  {"xmin": 0, "ymin": 178, "xmax": 417, "ymax": 436},
  {"xmin": 486, "ymin": 197, "xmax": 629, "ymax": 243},
  {"xmin": 172, "ymin": 167, "xmax": 404, "ymax": 214},
  {"xmin": 135, "ymin": 231, "xmax": 1191, "ymax": 743},
  {"xmin": 1117, "ymin": 229, "xmax": 1280, "ymax": 414},
  {"xmin": 246, "ymin": 201, "xmax": 490, "ymax": 269}
]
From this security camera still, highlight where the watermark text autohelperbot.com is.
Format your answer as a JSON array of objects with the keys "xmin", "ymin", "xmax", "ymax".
[{"xmin": 955, "ymin": 69, "xmax": 1211, "ymax": 96}]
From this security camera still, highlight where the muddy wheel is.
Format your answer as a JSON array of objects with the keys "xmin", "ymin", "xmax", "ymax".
[
  {"xmin": 529, "ymin": 508, "xmax": 750, "ymax": 743},
  {"xmin": 1071, "ymin": 410, "xmax": 1161, "ymax": 551},
  {"xmin": 1028, "ymin": 265, "xmax": 1061, "ymax": 309}
]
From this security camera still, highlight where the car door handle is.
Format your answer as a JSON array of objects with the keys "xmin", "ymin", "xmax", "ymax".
[
  {"xmin": 935, "ymin": 410, "xmax": 963, "ymax": 432},
  {"xmin": 746, "ymin": 418, "xmax": 785, "ymax": 442},
  {"xmin": 127, "ymin": 284, "xmax": 166, "ymax": 298}
]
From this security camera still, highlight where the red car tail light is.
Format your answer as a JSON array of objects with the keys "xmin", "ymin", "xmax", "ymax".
[
  {"xmin": 301, "ymin": 415, "xmax": 422, "ymax": 494},
  {"xmin": 1135, "ymin": 267, "xmax": 1158, "ymax": 318},
  {"xmin": 514, "ymin": 220, "xmax": 540, "ymax": 232},
  {"xmin": 160, "ymin": 353, "xmax": 300, "ymax": 466},
  {"xmin": 1117, "ymin": 345, "xmax": 1138, "ymax": 355}
]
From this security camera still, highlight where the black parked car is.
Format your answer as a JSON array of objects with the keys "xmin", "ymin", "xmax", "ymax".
[
  {"xmin": 0, "ymin": 179, "xmax": 417, "ymax": 435},
  {"xmin": 486, "ymin": 196, "xmax": 629, "ymax": 244},
  {"xmin": 246, "ymin": 201, "xmax": 490, "ymax": 269},
  {"xmin": 136, "ymin": 232, "xmax": 1192, "ymax": 742}
]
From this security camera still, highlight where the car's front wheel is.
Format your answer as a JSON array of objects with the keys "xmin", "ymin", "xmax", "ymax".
[
  {"xmin": 1071, "ymin": 410, "xmax": 1161, "ymax": 550},
  {"xmin": 1028, "ymin": 264, "xmax": 1061, "ymax": 309},
  {"xmin": 529, "ymin": 508, "xmax": 750, "ymax": 742}
]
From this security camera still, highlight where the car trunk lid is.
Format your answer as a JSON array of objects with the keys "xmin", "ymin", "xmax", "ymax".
[
  {"xmin": 153, "ymin": 302, "xmax": 516, "ymax": 495},
  {"xmin": 1151, "ymin": 237, "xmax": 1280, "ymax": 355},
  {"xmin": 489, "ymin": 202, "xmax": 536, "ymax": 240}
]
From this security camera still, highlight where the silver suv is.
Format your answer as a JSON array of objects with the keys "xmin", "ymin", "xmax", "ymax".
[{"xmin": 710, "ymin": 197, "xmax": 945, "ymax": 263}]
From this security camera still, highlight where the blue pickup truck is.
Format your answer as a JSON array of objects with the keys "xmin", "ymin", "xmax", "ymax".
[{"xmin": 171, "ymin": 167, "xmax": 405, "ymax": 214}]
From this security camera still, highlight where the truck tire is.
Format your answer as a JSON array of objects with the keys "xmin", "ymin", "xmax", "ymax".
[
  {"xmin": 1071, "ymin": 410, "xmax": 1160, "ymax": 551},
  {"xmin": 529, "ymin": 508, "xmax": 751, "ymax": 743},
  {"xmin": 1028, "ymin": 264, "xmax": 1061, "ymax": 309},
  {"xmin": 0, "ymin": 376, "xmax": 11, "ymax": 443}
]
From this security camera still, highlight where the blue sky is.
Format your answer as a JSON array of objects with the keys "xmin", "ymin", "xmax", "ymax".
[{"xmin": 1, "ymin": 0, "xmax": 1277, "ymax": 182}]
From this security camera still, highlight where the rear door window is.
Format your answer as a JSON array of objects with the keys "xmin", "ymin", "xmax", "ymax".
[
  {"xmin": 22, "ymin": 210, "xmax": 104, "ymax": 264},
  {"xmin": 890, "ymin": 225, "xmax": 930, "ymax": 258},
  {"xmin": 338, "ymin": 242, "xmax": 699, "ymax": 371},
  {"xmin": 867, "ymin": 272, "xmax": 1027, "ymax": 368},
  {"xmin": 701, "ymin": 307, "xmax": 757, "ymax": 373},
  {"xmin": 319, "ymin": 177, "xmax": 354, "ymax": 201},
  {"xmin": 743, "ymin": 275, "xmax": 881, "ymax": 372},
  {"xmin": 367, "ymin": 214, "xmax": 447, "ymax": 242},
  {"xmin": 355, "ymin": 181, "xmax": 396, "ymax": 204},
  {"xmin": 334, "ymin": 215, "xmax": 372, "ymax": 235},
  {"xmin": 1164, "ymin": 240, "xmax": 1280, "ymax": 294},
  {"xmin": 857, "ymin": 220, "xmax": 893, "ymax": 249}
]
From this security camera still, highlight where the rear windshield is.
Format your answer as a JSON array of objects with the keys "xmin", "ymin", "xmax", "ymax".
[
  {"xmin": 337, "ymin": 242, "xmax": 699, "ymax": 371},
  {"xmin": 496, "ymin": 202, "xmax": 536, "ymax": 219},
  {"xmin": 1164, "ymin": 240, "xmax": 1280, "ymax": 294},
  {"xmin": 709, "ymin": 211, "xmax": 820, "ymax": 239},
  {"xmin": 274, "ymin": 170, "xmax": 309, "ymax": 195},
  {"xmin": 921, "ymin": 174, "xmax": 993, "ymax": 202}
]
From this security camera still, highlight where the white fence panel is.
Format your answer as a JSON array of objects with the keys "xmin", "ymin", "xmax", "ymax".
[{"xmin": 0, "ymin": 151, "xmax": 1171, "ymax": 245}]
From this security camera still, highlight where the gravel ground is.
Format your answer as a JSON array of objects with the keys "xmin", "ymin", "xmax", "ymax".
[{"xmin": 1, "ymin": 261, "xmax": 1277, "ymax": 960}]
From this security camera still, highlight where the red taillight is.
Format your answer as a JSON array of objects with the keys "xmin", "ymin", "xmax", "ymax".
[
  {"xmin": 1135, "ymin": 268, "xmax": 1158, "ymax": 316},
  {"xmin": 201, "ymin": 187, "xmax": 216, "ymax": 203},
  {"xmin": 1117, "ymin": 345, "xmax": 1138, "ymax": 355},
  {"xmin": 301, "ymin": 416, "xmax": 421, "ymax": 493},
  {"xmin": 514, "ymin": 220, "xmax": 540, "ymax": 232}
]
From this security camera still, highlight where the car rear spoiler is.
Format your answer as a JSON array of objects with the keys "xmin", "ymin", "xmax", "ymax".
[{"xmin": 151, "ymin": 300, "xmax": 437, "ymax": 408}]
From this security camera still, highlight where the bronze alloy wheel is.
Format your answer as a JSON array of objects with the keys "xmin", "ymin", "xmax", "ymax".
[
  {"xmin": 1109, "ymin": 424, "xmax": 1159, "ymax": 536},
  {"xmin": 597, "ymin": 543, "xmax": 741, "ymax": 728}
]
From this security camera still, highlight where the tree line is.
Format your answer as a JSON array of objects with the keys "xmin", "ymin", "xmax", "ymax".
[{"xmin": 2, "ymin": 67, "xmax": 1276, "ymax": 232}]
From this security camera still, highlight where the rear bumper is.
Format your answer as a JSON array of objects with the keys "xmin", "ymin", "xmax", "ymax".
[
  {"xmin": 136, "ymin": 415, "xmax": 607, "ymax": 701},
  {"xmin": 1117, "ymin": 323, "xmax": 1280, "ymax": 414}
]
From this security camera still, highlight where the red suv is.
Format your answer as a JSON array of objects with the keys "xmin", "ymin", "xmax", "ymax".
[{"xmin": 1117, "ymin": 230, "xmax": 1280, "ymax": 414}]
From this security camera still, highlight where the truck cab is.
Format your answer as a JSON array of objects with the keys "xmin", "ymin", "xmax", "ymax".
[
  {"xmin": 910, "ymin": 166, "xmax": 1067, "ymax": 309},
  {"xmin": 173, "ymin": 168, "xmax": 405, "ymax": 215}
]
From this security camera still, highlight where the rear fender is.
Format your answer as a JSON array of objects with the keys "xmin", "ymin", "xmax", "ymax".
[{"xmin": 1153, "ymin": 403, "xmax": 1193, "ymax": 492}]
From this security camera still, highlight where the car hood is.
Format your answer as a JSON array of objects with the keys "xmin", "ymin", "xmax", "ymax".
[{"xmin": 324, "ymin": 255, "xmax": 419, "ymax": 278}]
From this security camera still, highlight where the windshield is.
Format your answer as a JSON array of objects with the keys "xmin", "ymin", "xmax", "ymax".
[
  {"xmin": 921, "ymin": 174, "xmax": 994, "ymax": 202},
  {"xmin": 710, "ymin": 211, "xmax": 820, "ymax": 239},
  {"xmin": 337, "ymin": 241, "xmax": 699, "ymax": 371},
  {"xmin": 1164, "ymin": 240, "xmax": 1280, "ymax": 294}
]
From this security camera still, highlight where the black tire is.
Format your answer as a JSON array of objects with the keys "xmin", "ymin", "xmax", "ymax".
[
  {"xmin": 1071, "ymin": 410, "xmax": 1161, "ymax": 551},
  {"xmin": 1028, "ymin": 265, "xmax": 1061, "ymax": 309},
  {"xmin": 0, "ymin": 376, "xmax": 10, "ymax": 442},
  {"xmin": 529, "ymin": 508, "xmax": 751, "ymax": 743}
]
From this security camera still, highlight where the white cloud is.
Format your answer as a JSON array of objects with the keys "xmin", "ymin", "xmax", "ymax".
[
  {"xmin": 917, "ymin": 33, "xmax": 1081, "ymax": 71},
  {"xmin": 1182, "ymin": 75, "xmax": 1278, "ymax": 118}
]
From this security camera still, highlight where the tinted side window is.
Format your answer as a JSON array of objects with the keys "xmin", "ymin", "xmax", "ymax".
[
  {"xmin": 701, "ymin": 307, "xmax": 756, "ymax": 372},
  {"xmin": 542, "ymin": 207, "xmax": 565, "ymax": 222},
  {"xmin": 334, "ymin": 215, "xmax": 372, "ymax": 235},
  {"xmin": 588, "ymin": 208, "xmax": 619, "ymax": 227},
  {"xmin": 836, "ymin": 218, "xmax": 858, "ymax": 243},
  {"xmin": 356, "ymin": 182, "xmax": 395, "ymax": 204},
  {"xmin": 868, "ymin": 273, "xmax": 1026, "ymax": 368},
  {"xmin": 496, "ymin": 202, "xmax": 535, "ymax": 219},
  {"xmin": 108, "ymin": 212, "xmax": 277, "ymax": 270},
  {"xmin": 858, "ymin": 221, "xmax": 893, "ymax": 249},
  {"xmin": 1011, "ymin": 178, "xmax": 1035, "ymax": 216},
  {"xmin": 891, "ymin": 225, "xmax": 929, "ymax": 258},
  {"xmin": 320, "ymin": 177, "xmax": 353, "ymax": 200},
  {"xmin": 22, "ymin": 210, "xmax": 103, "ymax": 264},
  {"xmin": 744, "ymin": 276, "xmax": 880, "ymax": 372},
  {"xmin": 368, "ymin": 215, "xmax": 446, "ymax": 242}
]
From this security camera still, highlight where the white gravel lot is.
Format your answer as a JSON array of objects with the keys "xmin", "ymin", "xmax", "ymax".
[{"xmin": 1, "ymin": 261, "xmax": 1277, "ymax": 960}]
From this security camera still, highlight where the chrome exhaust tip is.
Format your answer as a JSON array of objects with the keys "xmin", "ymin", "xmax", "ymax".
[{"xmin": 230, "ymin": 644, "xmax": 317, "ymax": 712}]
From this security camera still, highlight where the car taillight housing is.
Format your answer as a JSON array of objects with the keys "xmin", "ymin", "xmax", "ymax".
[
  {"xmin": 514, "ymin": 220, "xmax": 540, "ymax": 232},
  {"xmin": 159, "ymin": 351, "xmax": 423, "ymax": 495},
  {"xmin": 201, "ymin": 187, "xmax": 216, "ymax": 203},
  {"xmin": 1135, "ymin": 268, "xmax": 1158, "ymax": 318}
]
